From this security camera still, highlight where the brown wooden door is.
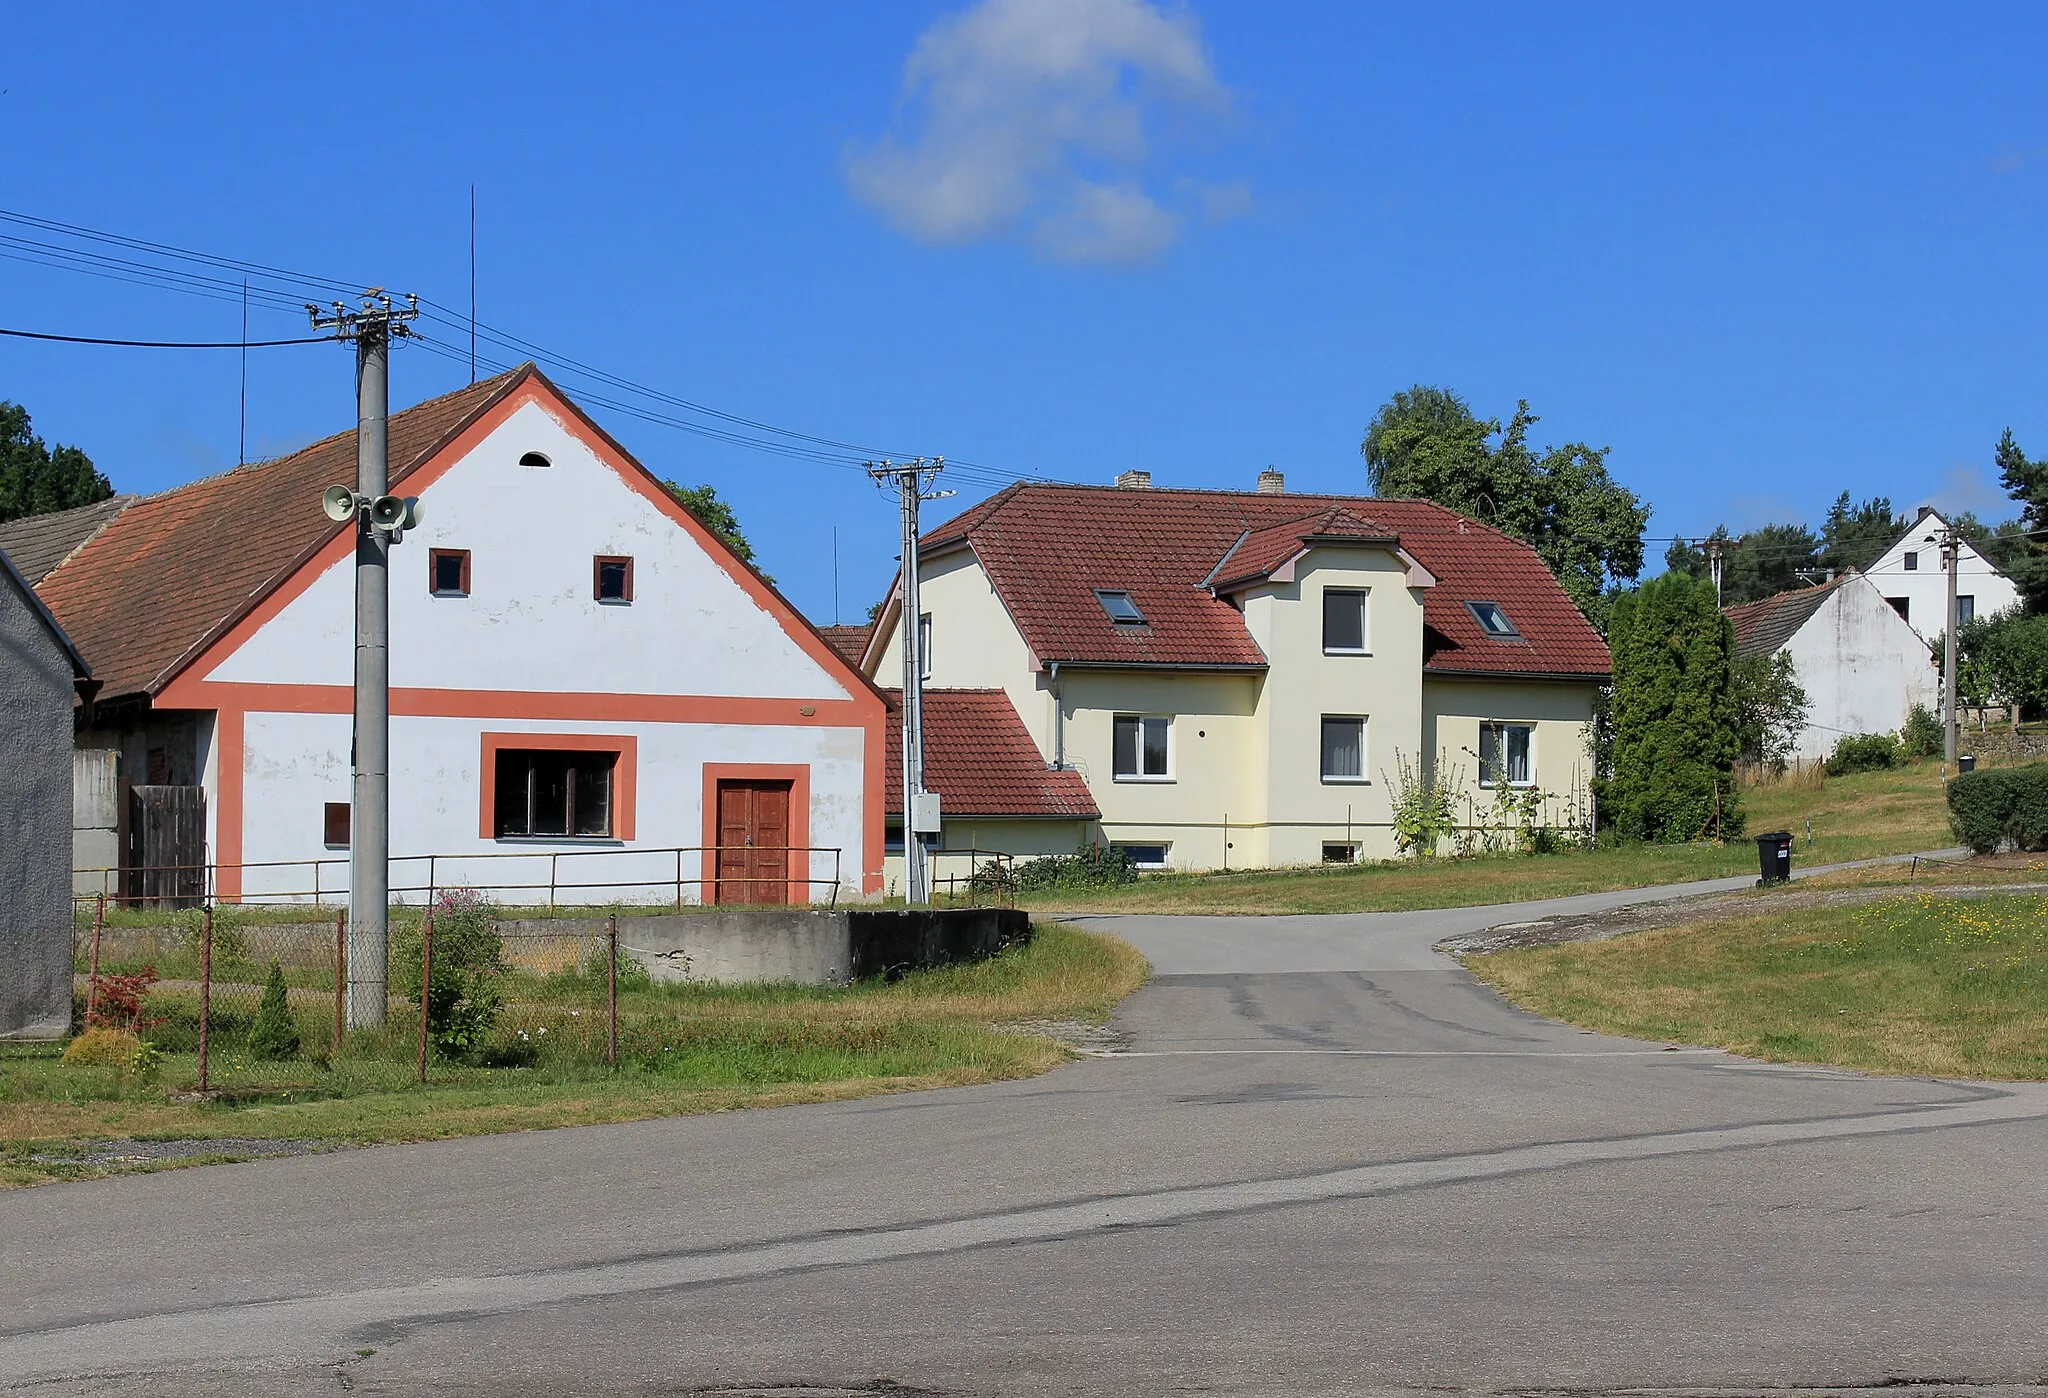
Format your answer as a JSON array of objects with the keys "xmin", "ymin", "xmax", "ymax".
[
  {"xmin": 125, "ymin": 784, "xmax": 207, "ymax": 908},
  {"xmin": 715, "ymin": 780, "xmax": 792, "ymax": 905}
]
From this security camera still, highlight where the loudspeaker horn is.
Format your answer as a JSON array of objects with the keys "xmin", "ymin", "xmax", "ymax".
[
  {"xmin": 321, "ymin": 485, "xmax": 358, "ymax": 522},
  {"xmin": 367, "ymin": 494, "xmax": 408, "ymax": 531}
]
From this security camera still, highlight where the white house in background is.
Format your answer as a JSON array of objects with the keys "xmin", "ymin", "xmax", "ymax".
[
  {"xmin": 1725, "ymin": 574, "xmax": 1940, "ymax": 762},
  {"xmin": 1865, "ymin": 507, "xmax": 2021, "ymax": 639},
  {"xmin": 36, "ymin": 365, "xmax": 886, "ymax": 905}
]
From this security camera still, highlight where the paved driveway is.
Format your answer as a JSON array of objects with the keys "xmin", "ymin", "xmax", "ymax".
[{"xmin": 3, "ymin": 863, "xmax": 2044, "ymax": 1397}]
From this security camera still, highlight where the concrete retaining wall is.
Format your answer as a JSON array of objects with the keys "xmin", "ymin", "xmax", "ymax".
[{"xmin": 498, "ymin": 907, "xmax": 1030, "ymax": 986}]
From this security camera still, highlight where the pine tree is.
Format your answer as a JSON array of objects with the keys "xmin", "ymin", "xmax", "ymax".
[
  {"xmin": 247, "ymin": 959, "xmax": 301, "ymax": 1060},
  {"xmin": 1606, "ymin": 572, "xmax": 1744, "ymax": 841},
  {"xmin": 1995, "ymin": 429, "xmax": 2048, "ymax": 614}
]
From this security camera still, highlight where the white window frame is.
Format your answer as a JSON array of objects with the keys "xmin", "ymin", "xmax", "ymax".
[
  {"xmin": 1321, "ymin": 587, "xmax": 1371, "ymax": 655},
  {"xmin": 1319, "ymin": 714, "xmax": 1368, "ymax": 784},
  {"xmin": 1478, "ymin": 721, "xmax": 1535, "ymax": 789},
  {"xmin": 1113, "ymin": 841, "xmax": 1172, "ymax": 870},
  {"xmin": 1112, "ymin": 714, "xmax": 1173, "ymax": 782},
  {"xmin": 917, "ymin": 612, "xmax": 933, "ymax": 682}
]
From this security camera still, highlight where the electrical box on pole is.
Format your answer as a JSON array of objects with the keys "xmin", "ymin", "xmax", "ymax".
[{"xmin": 310, "ymin": 291, "xmax": 419, "ymax": 1028}]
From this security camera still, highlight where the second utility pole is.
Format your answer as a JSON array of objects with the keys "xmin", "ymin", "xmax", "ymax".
[
  {"xmin": 868, "ymin": 457, "xmax": 946, "ymax": 906},
  {"xmin": 312, "ymin": 292, "xmax": 418, "ymax": 1027}
]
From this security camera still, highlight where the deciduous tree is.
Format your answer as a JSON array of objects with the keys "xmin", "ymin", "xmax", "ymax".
[
  {"xmin": 1362, "ymin": 387, "xmax": 1650, "ymax": 628},
  {"xmin": 664, "ymin": 481, "xmax": 773, "ymax": 584}
]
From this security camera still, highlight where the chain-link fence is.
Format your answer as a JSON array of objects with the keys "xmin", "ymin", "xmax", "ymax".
[{"xmin": 72, "ymin": 893, "xmax": 633, "ymax": 1089}]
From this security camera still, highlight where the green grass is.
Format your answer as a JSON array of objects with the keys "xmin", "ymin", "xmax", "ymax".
[
  {"xmin": 2, "ymin": 924, "xmax": 1147, "ymax": 1188},
  {"xmin": 1019, "ymin": 761, "xmax": 1956, "ymax": 916},
  {"xmin": 1467, "ymin": 891, "xmax": 2048, "ymax": 1079}
]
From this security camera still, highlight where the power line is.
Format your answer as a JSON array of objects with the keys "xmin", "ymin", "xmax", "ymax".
[{"xmin": 0, "ymin": 325, "xmax": 330, "ymax": 348}]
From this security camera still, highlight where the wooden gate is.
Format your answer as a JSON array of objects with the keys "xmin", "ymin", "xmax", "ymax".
[
  {"xmin": 126, "ymin": 784, "xmax": 207, "ymax": 908},
  {"xmin": 714, "ymin": 780, "xmax": 792, "ymax": 905}
]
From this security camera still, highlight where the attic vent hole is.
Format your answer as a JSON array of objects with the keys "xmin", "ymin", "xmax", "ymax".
[{"xmin": 519, "ymin": 451, "xmax": 552, "ymax": 468}]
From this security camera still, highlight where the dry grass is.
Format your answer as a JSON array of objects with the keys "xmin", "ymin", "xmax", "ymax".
[
  {"xmin": 1022, "ymin": 762, "xmax": 1957, "ymax": 916},
  {"xmin": 1467, "ymin": 891, "xmax": 2048, "ymax": 1079},
  {"xmin": 0, "ymin": 924, "xmax": 1147, "ymax": 1188}
]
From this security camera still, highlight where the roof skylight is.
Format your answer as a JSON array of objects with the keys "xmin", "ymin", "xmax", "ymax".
[
  {"xmin": 1095, "ymin": 589, "xmax": 1148, "ymax": 626},
  {"xmin": 1467, "ymin": 601, "xmax": 1519, "ymax": 637}
]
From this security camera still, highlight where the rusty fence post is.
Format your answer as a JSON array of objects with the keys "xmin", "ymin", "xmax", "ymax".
[
  {"xmin": 607, "ymin": 915, "xmax": 619, "ymax": 1071},
  {"xmin": 86, "ymin": 893, "xmax": 106, "ymax": 1025},
  {"xmin": 333, "ymin": 909, "xmax": 347, "ymax": 1053},
  {"xmin": 197, "ymin": 906, "xmax": 213, "ymax": 1093},
  {"xmin": 415, "ymin": 914, "xmax": 434, "ymax": 1085}
]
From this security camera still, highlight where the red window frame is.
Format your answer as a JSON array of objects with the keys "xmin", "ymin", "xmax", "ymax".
[
  {"xmin": 594, "ymin": 555, "xmax": 635, "ymax": 603},
  {"xmin": 429, "ymin": 548, "xmax": 472, "ymax": 597}
]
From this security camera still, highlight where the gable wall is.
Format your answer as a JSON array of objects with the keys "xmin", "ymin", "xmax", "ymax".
[
  {"xmin": 160, "ymin": 382, "xmax": 884, "ymax": 902},
  {"xmin": 1782, "ymin": 583, "xmax": 1941, "ymax": 760},
  {"xmin": 0, "ymin": 569, "xmax": 76, "ymax": 1036},
  {"xmin": 1866, "ymin": 516, "xmax": 2022, "ymax": 638}
]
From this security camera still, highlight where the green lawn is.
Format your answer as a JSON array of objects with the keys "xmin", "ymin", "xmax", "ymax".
[
  {"xmin": 1020, "ymin": 761, "xmax": 1956, "ymax": 916},
  {"xmin": 1466, "ymin": 890, "xmax": 2048, "ymax": 1079},
  {"xmin": 1, "ymin": 924, "xmax": 1146, "ymax": 1188}
]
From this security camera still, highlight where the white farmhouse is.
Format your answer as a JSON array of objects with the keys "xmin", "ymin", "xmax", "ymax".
[
  {"xmin": 37, "ymin": 365, "xmax": 885, "ymax": 905},
  {"xmin": 1724, "ymin": 575, "xmax": 1940, "ymax": 762},
  {"xmin": 1864, "ymin": 507, "xmax": 2021, "ymax": 639},
  {"xmin": 859, "ymin": 472, "xmax": 1610, "ymax": 870}
]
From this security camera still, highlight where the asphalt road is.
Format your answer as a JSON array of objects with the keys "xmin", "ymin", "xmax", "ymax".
[{"xmin": 5, "ymin": 866, "xmax": 2045, "ymax": 1397}]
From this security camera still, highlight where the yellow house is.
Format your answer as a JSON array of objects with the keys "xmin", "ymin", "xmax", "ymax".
[{"xmin": 861, "ymin": 473, "xmax": 1609, "ymax": 871}]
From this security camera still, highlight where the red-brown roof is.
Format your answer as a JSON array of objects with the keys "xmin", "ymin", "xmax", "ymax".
[
  {"xmin": 35, "ymin": 368, "xmax": 530, "ymax": 703},
  {"xmin": 884, "ymin": 689, "xmax": 1099, "ymax": 820},
  {"xmin": 920, "ymin": 484, "xmax": 1609, "ymax": 678},
  {"xmin": 818, "ymin": 623, "xmax": 873, "ymax": 667},
  {"xmin": 1724, "ymin": 578, "xmax": 1847, "ymax": 660}
]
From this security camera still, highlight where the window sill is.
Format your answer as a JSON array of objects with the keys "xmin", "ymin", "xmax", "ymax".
[
  {"xmin": 596, "ymin": 598, "xmax": 632, "ymax": 607},
  {"xmin": 1322, "ymin": 649, "xmax": 1372, "ymax": 657},
  {"xmin": 431, "ymin": 590, "xmax": 469, "ymax": 600},
  {"xmin": 1477, "ymin": 783, "xmax": 1537, "ymax": 792},
  {"xmin": 1320, "ymin": 777, "xmax": 1372, "ymax": 785},
  {"xmin": 1112, "ymin": 775, "xmax": 1175, "ymax": 784},
  {"xmin": 492, "ymin": 835, "xmax": 626, "ymax": 845}
]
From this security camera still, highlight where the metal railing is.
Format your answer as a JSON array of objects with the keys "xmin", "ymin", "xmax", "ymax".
[
  {"xmin": 75, "ymin": 844, "xmax": 848, "ymax": 910},
  {"xmin": 922, "ymin": 849, "xmax": 1020, "ymax": 908}
]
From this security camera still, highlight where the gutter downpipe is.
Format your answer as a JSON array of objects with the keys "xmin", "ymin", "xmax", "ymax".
[{"xmin": 1050, "ymin": 660, "xmax": 1065, "ymax": 769}]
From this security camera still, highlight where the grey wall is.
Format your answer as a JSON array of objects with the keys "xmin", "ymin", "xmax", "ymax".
[
  {"xmin": 497, "ymin": 907, "xmax": 1031, "ymax": 986},
  {"xmin": 0, "ymin": 570, "xmax": 77, "ymax": 1038}
]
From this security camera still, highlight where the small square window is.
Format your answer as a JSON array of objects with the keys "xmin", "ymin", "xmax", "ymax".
[
  {"xmin": 1903, "ymin": 551, "xmax": 1919, "ymax": 571},
  {"xmin": 1112, "ymin": 714, "xmax": 1171, "ymax": 780},
  {"xmin": 1467, "ymin": 601, "xmax": 1519, "ymax": 637},
  {"xmin": 1323, "ymin": 588, "xmax": 1369, "ymax": 653},
  {"xmin": 1479, "ymin": 722, "xmax": 1534, "ymax": 788},
  {"xmin": 1095, "ymin": 590, "xmax": 1147, "ymax": 626},
  {"xmin": 595, "ymin": 555, "xmax": 634, "ymax": 603},
  {"xmin": 430, "ymin": 548, "xmax": 470, "ymax": 597},
  {"xmin": 1321, "ymin": 716, "xmax": 1366, "ymax": 782},
  {"xmin": 1887, "ymin": 596, "xmax": 1910, "ymax": 622},
  {"xmin": 323, "ymin": 802, "xmax": 350, "ymax": 848}
]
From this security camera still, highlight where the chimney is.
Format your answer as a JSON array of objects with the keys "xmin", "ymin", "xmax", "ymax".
[
  {"xmin": 1115, "ymin": 469, "xmax": 1152, "ymax": 489},
  {"xmin": 1256, "ymin": 467, "xmax": 1285, "ymax": 494}
]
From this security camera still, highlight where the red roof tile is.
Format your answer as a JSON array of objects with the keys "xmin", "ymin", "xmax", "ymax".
[
  {"xmin": 1724, "ymin": 579, "xmax": 1846, "ymax": 659},
  {"xmin": 884, "ymin": 689, "xmax": 1099, "ymax": 820},
  {"xmin": 36, "ymin": 368, "xmax": 530, "ymax": 702},
  {"xmin": 921, "ymin": 485, "xmax": 1609, "ymax": 679},
  {"xmin": 818, "ymin": 623, "xmax": 873, "ymax": 667}
]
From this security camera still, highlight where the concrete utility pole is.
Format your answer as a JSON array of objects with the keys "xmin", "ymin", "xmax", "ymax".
[
  {"xmin": 1941, "ymin": 526, "xmax": 1960, "ymax": 776},
  {"xmin": 311, "ymin": 291, "xmax": 419, "ymax": 1027},
  {"xmin": 867, "ymin": 457, "xmax": 948, "ymax": 906}
]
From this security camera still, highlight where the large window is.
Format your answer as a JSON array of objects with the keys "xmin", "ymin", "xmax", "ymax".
[
  {"xmin": 1478, "ymin": 722, "xmax": 1533, "ymax": 788},
  {"xmin": 1112, "ymin": 715, "xmax": 1171, "ymax": 781},
  {"xmin": 494, "ymin": 748, "xmax": 618, "ymax": 838},
  {"xmin": 1320, "ymin": 715, "xmax": 1366, "ymax": 782},
  {"xmin": 1322, "ymin": 588, "xmax": 1369, "ymax": 653}
]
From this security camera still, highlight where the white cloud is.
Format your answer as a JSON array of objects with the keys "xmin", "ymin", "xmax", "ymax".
[
  {"xmin": 1921, "ymin": 462, "xmax": 2015, "ymax": 520},
  {"xmin": 847, "ymin": 0, "xmax": 1243, "ymax": 265}
]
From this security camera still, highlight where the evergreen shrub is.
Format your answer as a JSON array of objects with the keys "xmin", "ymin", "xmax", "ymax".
[
  {"xmin": 247, "ymin": 959, "xmax": 301, "ymax": 1060},
  {"xmin": 1901, "ymin": 704, "xmax": 1943, "ymax": 759},
  {"xmin": 1947, "ymin": 763, "xmax": 2048, "ymax": 854},
  {"xmin": 1605, "ymin": 573, "xmax": 1744, "ymax": 841}
]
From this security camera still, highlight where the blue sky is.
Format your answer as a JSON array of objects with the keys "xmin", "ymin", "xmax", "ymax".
[{"xmin": 4, "ymin": 1, "xmax": 2047, "ymax": 623}]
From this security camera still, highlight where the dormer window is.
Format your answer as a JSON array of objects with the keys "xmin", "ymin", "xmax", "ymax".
[
  {"xmin": 1095, "ymin": 590, "xmax": 1147, "ymax": 626},
  {"xmin": 1467, "ymin": 601, "xmax": 1519, "ymax": 638}
]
